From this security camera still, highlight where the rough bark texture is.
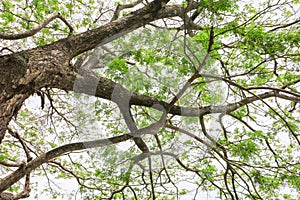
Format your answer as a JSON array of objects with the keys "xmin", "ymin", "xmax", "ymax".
[{"xmin": 0, "ymin": 43, "xmax": 72, "ymax": 142}]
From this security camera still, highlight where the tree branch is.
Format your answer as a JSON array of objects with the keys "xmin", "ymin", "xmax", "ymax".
[
  {"xmin": 66, "ymin": 1, "xmax": 198, "ymax": 57},
  {"xmin": 60, "ymin": 70, "xmax": 300, "ymax": 118},
  {"xmin": 0, "ymin": 133, "xmax": 132, "ymax": 193},
  {"xmin": 270, "ymin": 18, "xmax": 300, "ymax": 32},
  {"xmin": 0, "ymin": 13, "xmax": 73, "ymax": 40}
]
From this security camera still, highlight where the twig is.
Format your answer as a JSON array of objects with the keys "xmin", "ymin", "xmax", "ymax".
[
  {"xmin": 12, "ymin": 175, "xmax": 31, "ymax": 199},
  {"xmin": 7, "ymin": 128, "xmax": 33, "ymax": 162},
  {"xmin": 270, "ymin": 18, "xmax": 300, "ymax": 32},
  {"xmin": 111, "ymin": 0, "xmax": 143, "ymax": 21}
]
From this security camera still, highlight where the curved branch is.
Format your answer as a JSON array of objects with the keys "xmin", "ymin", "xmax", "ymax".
[
  {"xmin": 0, "ymin": 133, "xmax": 132, "ymax": 193},
  {"xmin": 0, "ymin": 13, "xmax": 73, "ymax": 40},
  {"xmin": 57, "ymin": 70, "xmax": 300, "ymax": 119}
]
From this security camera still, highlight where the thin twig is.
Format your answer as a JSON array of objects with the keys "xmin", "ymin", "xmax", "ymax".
[{"xmin": 111, "ymin": 0, "xmax": 143, "ymax": 21}]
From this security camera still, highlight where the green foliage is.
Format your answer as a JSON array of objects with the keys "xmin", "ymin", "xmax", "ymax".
[
  {"xmin": 199, "ymin": 0, "xmax": 237, "ymax": 13},
  {"xmin": 230, "ymin": 140, "xmax": 259, "ymax": 161}
]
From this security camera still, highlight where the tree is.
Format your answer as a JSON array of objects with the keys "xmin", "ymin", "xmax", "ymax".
[{"xmin": 0, "ymin": 0, "xmax": 300, "ymax": 199}]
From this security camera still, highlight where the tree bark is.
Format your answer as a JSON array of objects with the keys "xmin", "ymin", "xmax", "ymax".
[{"xmin": 0, "ymin": 43, "xmax": 72, "ymax": 142}]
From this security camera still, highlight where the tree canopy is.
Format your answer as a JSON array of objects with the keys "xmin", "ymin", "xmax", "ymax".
[{"xmin": 0, "ymin": 0, "xmax": 300, "ymax": 199}]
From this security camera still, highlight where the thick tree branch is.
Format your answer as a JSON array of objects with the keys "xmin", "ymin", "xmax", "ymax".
[
  {"xmin": 112, "ymin": 85, "xmax": 150, "ymax": 152},
  {"xmin": 65, "ymin": 1, "xmax": 198, "ymax": 57},
  {"xmin": 0, "ymin": 134, "xmax": 133, "ymax": 193},
  {"xmin": 59, "ymin": 70, "xmax": 300, "ymax": 118}
]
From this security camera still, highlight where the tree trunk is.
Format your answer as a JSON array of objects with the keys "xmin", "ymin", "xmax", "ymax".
[{"xmin": 0, "ymin": 43, "xmax": 72, "ymax": 142}]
